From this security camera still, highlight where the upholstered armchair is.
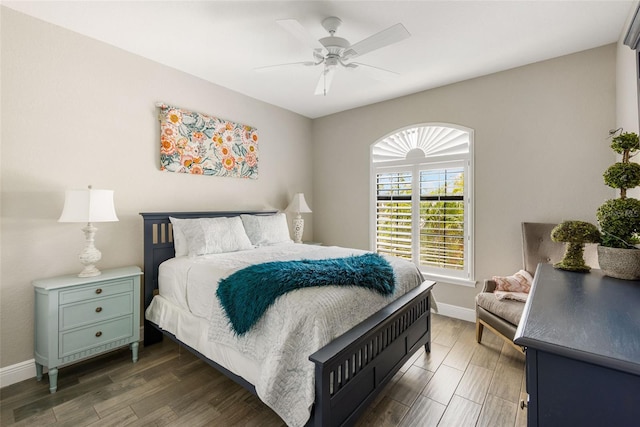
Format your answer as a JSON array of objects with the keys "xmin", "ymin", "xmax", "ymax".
[{"xmin": 475, "ymin": 222, "xmax": 598, "ymax": 352}]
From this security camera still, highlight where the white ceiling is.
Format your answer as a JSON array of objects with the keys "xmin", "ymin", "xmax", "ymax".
[{"xmin": 4, "ymin": 1, "xmax": 636, "ymax": 119}]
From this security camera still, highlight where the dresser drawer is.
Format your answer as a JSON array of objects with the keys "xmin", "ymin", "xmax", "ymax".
[
  {"xmin": 59, "ymin": 293, "xmax": 133, "ymax": 331},
  {"xmin": 59, "ymin": 278, "xmax": 134, "ymax": 305},
  {"xmin": 59, "ymin": 315, "xmax": 134, "ymax": 358}
]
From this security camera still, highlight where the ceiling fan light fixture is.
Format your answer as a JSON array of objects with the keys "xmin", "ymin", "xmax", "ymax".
[
  {"xmin": 313, "ymin": 49, "xmax": 324, "ymax": 61},
  {"xmin": 325, "ymin": 56, "xmax": 339, "ymax": 68},
  {"xmin": 264, "ymin": 16, "xmax": 411, "ymax": 95}
]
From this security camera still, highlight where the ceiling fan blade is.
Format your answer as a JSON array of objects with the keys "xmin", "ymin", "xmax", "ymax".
[
  {"xmin": 343, "ymin": 23, "xmax": 410, "ymax": 60},
  {"xmin": 254, "ymin": 61, "xmax": 316, "ymax": 72},
  {"xmin": 314, "ymin": 67, "xmax": 336, "ymax": 96},
  {"xmin": 349, "ymin": 62, "xmax": 400, "ymax": 81},
  {"xmin": 277, "ymin": 19, "xmax": 326, "ymax": 52}
]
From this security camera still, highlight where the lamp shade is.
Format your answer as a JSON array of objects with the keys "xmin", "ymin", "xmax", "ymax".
[
  {"xmin": 285, "ymin": 193, "xmax": 312, "ymax": 214},
  {"xmin": 58, "ymin": 186, "xmax": 119, "ymax": 223}
]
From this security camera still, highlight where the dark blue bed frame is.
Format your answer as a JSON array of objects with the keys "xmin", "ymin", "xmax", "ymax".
[{"xmin": 140, "ymin": 211, "xmax": 434, "ymax": 427}]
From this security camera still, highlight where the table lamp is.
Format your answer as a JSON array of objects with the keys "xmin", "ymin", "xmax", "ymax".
[
  {"xmin": 58, "ymin": 185, "xmax": 119, "ymax": 277},
  {"xmin": 285, "ymin": 193, "xmax": 312, "ymax": 243}
]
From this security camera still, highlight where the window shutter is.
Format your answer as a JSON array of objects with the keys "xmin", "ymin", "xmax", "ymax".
[
  {"xmin": 371, "ymin": 124, "xmax": 473, "ymax": 283},
  {"xmin": 419, "ymin": 168, "xmax": 465, "ymax": 270},
  {"xmin": 375, "ymin": 171, "xmax": 413, "ymax": 259}
]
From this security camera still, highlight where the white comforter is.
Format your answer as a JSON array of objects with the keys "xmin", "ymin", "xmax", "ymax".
[{"xmin": 156, "ymin": 243, "xmax": 424, "ymax": 426}]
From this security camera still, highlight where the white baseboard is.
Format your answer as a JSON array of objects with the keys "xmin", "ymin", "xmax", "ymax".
[
  {"xmin": 1, "ymin": 326, "xmax": 145, "ymax": 389},
  {"xmin": 435, "ymin": 302, "xmax": 476, "ymax": 323},
  {"xmin": 0, "ymin": 359, "xmax": 37, "ymax": 388}
]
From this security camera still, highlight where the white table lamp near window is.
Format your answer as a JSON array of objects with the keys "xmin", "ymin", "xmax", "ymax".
[
  {"xmin": 58, "ymin": 185, "xmax": 119, "ymax": 277},
  {"xmin": 286, "ymin": 193, "xmax": 312, "ymax": 243}
]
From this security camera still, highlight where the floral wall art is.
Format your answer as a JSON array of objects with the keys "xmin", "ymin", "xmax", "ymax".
[{"xmin": 158, "ymin": 104, "xmax": 259, "ymax": 179}]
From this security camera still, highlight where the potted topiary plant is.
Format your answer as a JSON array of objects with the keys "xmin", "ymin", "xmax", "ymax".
[
  {"xmin": 551, "ymin": 221, "xmax": 600, "ymax": 272},
  {"xmin": 596, "ymin": 130, "xmax": 640, "ymax": 280}
]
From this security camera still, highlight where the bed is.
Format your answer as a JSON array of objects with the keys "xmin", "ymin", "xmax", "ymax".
[{"xmin": 140, "ymin": 210, "xmax": 435, "ymax": 427}]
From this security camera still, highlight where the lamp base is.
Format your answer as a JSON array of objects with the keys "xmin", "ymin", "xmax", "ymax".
[
  {"xmin": 292, "ymin": 216, "xmax": 304, "ymax": 244},
  {"xmin": 78, "ymin": 223, "xmax": 102, "ymax": 277},
  {"xmin": 78, "ymin": 265, "xmax": 102, "ymax": 278}
]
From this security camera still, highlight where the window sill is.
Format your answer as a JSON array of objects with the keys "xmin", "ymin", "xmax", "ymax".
[{"xmin": 420, "ymin": 272, "xmax": 477, "ymax": 287}]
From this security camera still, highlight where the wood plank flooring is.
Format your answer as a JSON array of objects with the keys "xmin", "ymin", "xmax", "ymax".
[{"xmin": 1, "ymin": 314, "xmax": 527, "ymax": 426}]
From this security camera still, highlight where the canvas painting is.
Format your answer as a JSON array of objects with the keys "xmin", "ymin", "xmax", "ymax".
[{"xmin": 159, "ymin": 104, "xmax": 258, "ymax": 179}]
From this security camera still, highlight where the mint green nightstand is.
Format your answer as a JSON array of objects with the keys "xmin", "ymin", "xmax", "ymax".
[{"xmin": 33, "ymin": 266, "xmax": 142, "ymax": 393}]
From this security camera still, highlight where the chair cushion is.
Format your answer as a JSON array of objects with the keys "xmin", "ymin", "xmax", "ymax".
[{"xmin": 475, "ymin": 292, "xmax": 525, "ymax": 326}]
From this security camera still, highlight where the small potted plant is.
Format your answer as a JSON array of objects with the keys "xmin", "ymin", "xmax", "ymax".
[
  {"xmin": 551, "ymin": 221, "xmax": 600, "ymax": 272},
  {"xmin": 596, "ymin": 130, "xmax": 640, "ymax": 280}
]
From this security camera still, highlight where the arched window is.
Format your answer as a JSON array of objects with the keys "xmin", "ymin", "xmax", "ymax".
[{"xmin": 371, "ymin": 124, "xmax": 474, "ymax": 285}]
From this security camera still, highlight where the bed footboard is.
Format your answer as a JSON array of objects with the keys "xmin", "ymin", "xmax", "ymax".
[{"xmin": 309, "ymin": 280, "xmax": 435, "ymax": 427}]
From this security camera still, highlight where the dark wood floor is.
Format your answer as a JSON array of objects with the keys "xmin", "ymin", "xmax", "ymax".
[{"xmin": 1, "ymin": 314, "xmax": 527, "ymax": 426}]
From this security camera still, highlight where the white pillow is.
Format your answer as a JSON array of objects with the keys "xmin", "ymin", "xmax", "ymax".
[
  {"xmin": 170, "ymin": 216, "xmax": 253, "ymax": 256},
  {"xmin": 169, "ymin": 217, "xmax": 190, "ymax": 257},
  {"xmin": 241, "ymin": 213, "xmax": 293, "ymax": 246}
]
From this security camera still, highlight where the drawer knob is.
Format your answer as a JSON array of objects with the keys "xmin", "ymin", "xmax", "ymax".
[
  {"xmin": 95, "ymin": 331, "xmax": 102, "ymax": 337},
  {"xmin": 95, "ymin": 307, "xmax": 102, "ymax": 313},
  {"xmin": 520, "ymin": 399, "xmax": 528, "ymax": 410},
  {"xmin": 95, "ymin": 288, "xmax": 103, "ymax": 294}
]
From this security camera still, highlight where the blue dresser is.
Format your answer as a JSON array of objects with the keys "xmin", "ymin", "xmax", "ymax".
[
  {"xmin": 514, "ymin": 263, "xmax": 640, "ymax": 426},
  {"xmin": 33, "ymin": 266, "xmax": 142, "ymax": 393}
]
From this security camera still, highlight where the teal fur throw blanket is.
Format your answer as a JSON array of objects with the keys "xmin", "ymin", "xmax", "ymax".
[{"xmin": 216, "ymin": 253, "xmax": 395, "ymax": 335}]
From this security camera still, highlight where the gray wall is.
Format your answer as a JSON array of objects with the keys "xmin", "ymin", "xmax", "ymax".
[
  {"xmin": 0, "ymin": 8, "xmax": 313, "ymax": 368},
  {"xmin": 311, "ymin": 45, "xmax": 617, "ymax": 310}
]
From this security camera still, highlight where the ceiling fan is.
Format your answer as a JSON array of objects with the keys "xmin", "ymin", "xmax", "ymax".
[{"xmin": 256, "ymin": 16, "xmax": 411, "ymax": 96}]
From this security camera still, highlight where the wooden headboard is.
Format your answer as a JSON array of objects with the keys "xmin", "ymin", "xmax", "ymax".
[{"xmin": 139, "ymin": 210, "xmax": 277, "ymax": 344}]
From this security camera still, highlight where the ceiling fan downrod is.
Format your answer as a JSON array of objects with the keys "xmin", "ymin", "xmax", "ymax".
[{"xmin": 319, "ymin": 16, "xmax": 350, "ymax": 56}]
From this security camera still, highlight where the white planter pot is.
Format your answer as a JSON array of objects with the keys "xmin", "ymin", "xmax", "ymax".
[{"xmin": 597, "ymin": 245, "xmax": 640, "ymax": 280}]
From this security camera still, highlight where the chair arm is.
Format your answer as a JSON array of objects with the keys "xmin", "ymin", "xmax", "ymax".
[{"xmin": 482, "ymin": 279, "xmax": 498, "ymax": 293}]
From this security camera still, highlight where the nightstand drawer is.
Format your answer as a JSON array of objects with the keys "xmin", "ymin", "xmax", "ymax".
[
  {"xmin": 60, "ymin": 293, "xmax": 133, "ymax": 330},
  {"xmin": 59, "ymin": 315, "xmax": 134, "ymax": 358},
  {"xmin": 59, "ymin": 278, "xmax": 134, "ymax": 305}
]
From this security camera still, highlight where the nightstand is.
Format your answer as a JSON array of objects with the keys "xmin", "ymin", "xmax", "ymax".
[{"xmin": 33, "ymin": 266, "xmax": 142, "ymax": 393}]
